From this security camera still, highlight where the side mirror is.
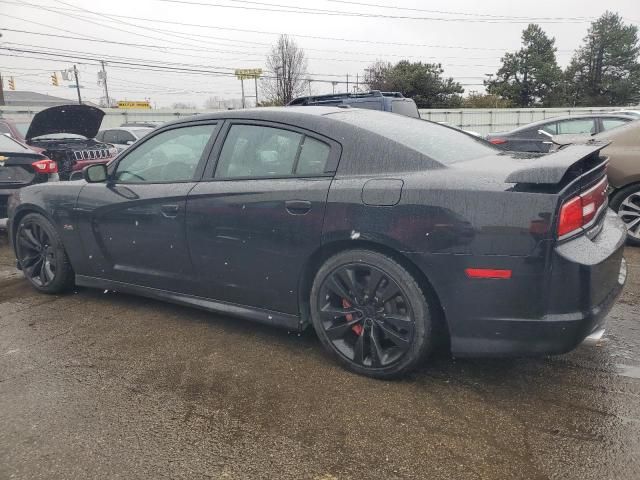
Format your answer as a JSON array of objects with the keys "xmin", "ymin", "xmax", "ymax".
[
  {"xmin": 83, "ymin": 164, "xmax": 108, "ymax": 183},
  {"xmin": 68, "ymin": 171, "xmax": 84, "ymax": 181}
]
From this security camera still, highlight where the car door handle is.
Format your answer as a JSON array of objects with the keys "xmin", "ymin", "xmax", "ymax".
[
  {"xmin": 285, "ymin": 200, "xmax": 312, "ymax": 215},
  {"xmin": 160, "ymin": 204, "xmax": 180, "ymax": 218}
]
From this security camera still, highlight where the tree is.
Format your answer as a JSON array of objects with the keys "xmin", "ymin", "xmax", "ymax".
[
  {"xmin": 262, "ymin": 35, "xmax": 308, "ymax": 105},
  {"xmin": 364, "ymin": 60, "xmax": 464, "ymax": 108},
  {"xmin": 565, "ymin": 12, "xmax": 640, "ymax": 106},
  {"xmin": 486, "ymin": 24, "xmax": 562, "ymax": 107},
  {"xmin": 462, "ymin": 92, "xmax": 512, "ymax": 108}
]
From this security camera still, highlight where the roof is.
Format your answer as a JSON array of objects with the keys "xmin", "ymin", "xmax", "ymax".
[
  {"xmin": 288, "ymin": 90, "xmax": 405, "ymax": 106},
  {"xmin": 1, "ymin": 91, "xmax": 100, "ymax": 107}
]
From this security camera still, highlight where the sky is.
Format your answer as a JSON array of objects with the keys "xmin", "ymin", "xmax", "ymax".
[{"xmin": 0, "ymin": 0, "xmax": 639, "ymax": 108}]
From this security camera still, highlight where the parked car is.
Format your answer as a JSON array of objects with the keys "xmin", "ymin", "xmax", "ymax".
[
  {"xmin": 611, "ymin": 110, "xmax": 640, "ymax": 119},
  {"xmin": 552, "ymin": 121, "xmax": 640, "ymax": 245},
  {"xmin": 486, "ymin": 113, "xmax": 635, "ymax": 153},
  {"xmin": 19, "ymin": 105, "xmax": 118, "ymax": 180},
  {"xmin": 96, "ymin": 127, "xmax": 154, "ymax": 152},
  {"xmin": 0, "ymin": 118, "xmax": 31, "ymax": 142},
  {"xmin": 120, "ymin": 121, "xmax": 163, "ymax": 128},
  {"xmin": 0, "ymin": 134, "xmax": 58, "ymax": 219},
  {"xmin": 7, "ymin": 107, "xmax": 626, "ymax": 378},
  {"xmin": 288, "ymin": 90, "xmax": 421, "ymax": 118}
]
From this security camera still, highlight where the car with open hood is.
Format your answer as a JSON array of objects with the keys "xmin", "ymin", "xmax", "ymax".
[
  {"xmin": 6, "ymin": 107, "xmax": 627, "ymax": 378},
  {"xmin": 24, "ymin": 105, "xmax": 118, "ymax": 180}
]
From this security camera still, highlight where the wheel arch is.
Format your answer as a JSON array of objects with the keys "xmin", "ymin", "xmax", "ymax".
[
  {"xmin": 297, "ymin": 239, "xmax": 449, "ymax": 345},
  {"xmin": 9, "ymin": 205, "xmax": 52, "ymax": 248}
]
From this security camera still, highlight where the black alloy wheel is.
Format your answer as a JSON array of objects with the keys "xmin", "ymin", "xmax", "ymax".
[
  {"xmin": 15, "ymin": 213, "xmax": 74, "ymax": 293},
  {"xmin": 311, "ymin": 250, "xmax": 432, "ymax": 378}
]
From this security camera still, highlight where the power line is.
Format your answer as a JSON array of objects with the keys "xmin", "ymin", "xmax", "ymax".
[
  {"xmin": 153, "ymin": 0, "xmax": 592, "ymax": 23},
  {"xmin": 0, "ymin": 0, "xmax": 528, "ymax": 52}
]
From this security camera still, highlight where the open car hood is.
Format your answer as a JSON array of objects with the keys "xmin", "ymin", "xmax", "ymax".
[{"xmin": 26, "ymin": 105, "xmax": 105, "ymax": 141}]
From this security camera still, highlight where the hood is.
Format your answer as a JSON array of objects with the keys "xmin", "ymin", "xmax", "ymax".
[{"xmin": 26, "ymin": 105, "xmax": 105, "ymax": 141}]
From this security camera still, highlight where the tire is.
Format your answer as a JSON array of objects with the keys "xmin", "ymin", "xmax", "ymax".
[
  {"xmin": 610, "ymin": 184, "xmax": 640, "ymax": 247},
  {"xmin": 14, "ymin": 213, "xmax": 75, "ymax": 294},
  {"xmin": 310, "ymin": 249, "xmax": 432, "ymax": 379}
]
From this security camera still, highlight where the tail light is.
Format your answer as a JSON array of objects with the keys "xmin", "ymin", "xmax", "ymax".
[
  {"xmin": 557, "ymin": 176, "xmax": 608, "ymax": 237},
  {"xmin": 489, "ymin": 138, "xmax": 507, "ymax": 145},
  {"xmin": 31, "ymin": 158, "xmax": 58, "ymax": 174}
]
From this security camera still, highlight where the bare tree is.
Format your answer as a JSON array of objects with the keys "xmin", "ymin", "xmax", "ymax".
[{"xmin": 262, "ymin": 35, "xmax": 308, "ymax": 105}]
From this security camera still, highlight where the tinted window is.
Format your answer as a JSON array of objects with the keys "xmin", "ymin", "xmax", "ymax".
[
  {"xmin": 557, "ymin": 118, "xmax": 595, "ymax": 134},
  {"xmin": 216, "ymin": 125, "xmax": 303, "ymax": 178},
  {"xmin": 540, "ymin": 122, "xmax": 558, "ymax": 135},
  {"xmin": 102, "ymin": 130, "xmax": 120, "ymax": 144},
  {"xmin": 330, "ymin": 109, "xmax": 496, "ymax": 164},
  {"xmin": 391, "ymin": 100, "xmax": 420, "ymax": 118},
  {"xmin": 347, "ymin": 100, "xmax": 383, "ymax": 111},
  {"xmin": 602, "ymin": 118, "xmax": 629, "ymax": 131},
  {"xmin": 296, "ymin": 136, "xmax": 330, "ymax": 175},
  {"xmin": 115, "ymin": 124, "xmax": 215, "ymax": 183}
]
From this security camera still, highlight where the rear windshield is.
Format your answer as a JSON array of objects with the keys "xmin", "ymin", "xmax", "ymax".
[
  {"xmin": 329, "ymin": 109, "xmax": 496, "ymax": 164},
  {"xmin": 0, "ymin": 133, "xmax": 31, "ymax": 152}
]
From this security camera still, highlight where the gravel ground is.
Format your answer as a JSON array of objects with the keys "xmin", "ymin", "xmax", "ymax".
[{"xmin": 0, "ymin": 232, "xmax": 638, "ymax": 480}]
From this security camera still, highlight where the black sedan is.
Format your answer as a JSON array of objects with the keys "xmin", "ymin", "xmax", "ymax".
[
  {"xmin": 0, "ymin": 133, "xmax": 58, "ymax": 219},
  {"xmin": 7, "ymin": 107, "xmax": 627, "ymax": 378},
  {"xmin": 486, "ymin": 113, "xmax": 635, "ymax": 153}
]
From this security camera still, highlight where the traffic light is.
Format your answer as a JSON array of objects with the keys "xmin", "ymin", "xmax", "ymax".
[
  {"xmin": 51, "ymin": 72, "xmax": 59, "ymax": 86},
  {"xmin": 8, "ymin": 77, "xmax": 15, "ymax": 90}
]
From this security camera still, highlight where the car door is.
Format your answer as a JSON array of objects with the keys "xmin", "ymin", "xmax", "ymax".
[
  {"xmin": 75, "ymin": 121, "xmax": 219, "ymax": 292},
  {"xmin": 185, "ymin": 120, "xmax": 340, "ymax": 314}
]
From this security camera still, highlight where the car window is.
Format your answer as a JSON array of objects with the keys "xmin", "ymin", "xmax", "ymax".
[
  {"xmin": 296, "ymin": 136, "xmax": 331, "ymax": 175},
  {"xmin": 119, "ymin": 131, "xmax": 136, "ymax": 143},
  {"xmin": 331, "ymin": 109, "xmax": 496, "ymax": 164},
  {"xmin": 556, "ymin": 118, "xmax": 596, "ymax": 135},
  {"xmin": 102, "ymin": 130, "xmax": 120, "ymax": 144},
  {"xmin": 215, "ymin": 125, "xmax": 304, "ymax": 179},
  {"xmin": 115, "ymin": 124, "xmax": 216, "ymax": 183},
  {"xmin": 540, "ymin": 122, "xmax": 558, "ymax": 135},
  {"xmin": 602, "ymin": 118, "xmax": 629, "ymax": 131},
  {"xmin": 0, "ymin": 123, "xmax": 12, "ymax": 135}
]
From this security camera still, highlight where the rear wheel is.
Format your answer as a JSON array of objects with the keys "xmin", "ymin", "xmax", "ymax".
[
  {"xmin": 310, "ymin": 250, "xmax": 432, "ymax": 378},
  {"xmin": 610, "ymin": 185, "xmax": 640, "ymax": 246},
  {"xmin": 15, "ymin": 213, "xmax": 75, "ymax": 293}
]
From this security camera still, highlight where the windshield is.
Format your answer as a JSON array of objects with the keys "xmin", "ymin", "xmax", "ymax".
[{"xmin": 330, "ymin": 109, "xmax": 497, "ymax": 164}]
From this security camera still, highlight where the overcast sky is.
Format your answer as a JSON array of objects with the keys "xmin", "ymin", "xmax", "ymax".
[{"xmin": 1, "ymin": 0, "xmax": 639, "ymax": 107}]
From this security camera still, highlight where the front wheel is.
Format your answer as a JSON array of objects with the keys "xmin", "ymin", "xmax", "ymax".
[
  {"xmin": 310, "ymin": 250, "xmax": 432, "ymax": 379},
  {"xmin": 610, "ymin": 185, "xmax": 640, "ymax": 247},
  {"xmin": 14, "ymin": 213, "xmax": 75, "ymax": 293}
]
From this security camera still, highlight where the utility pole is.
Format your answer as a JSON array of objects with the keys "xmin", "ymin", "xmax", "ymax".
[
  {"xmin": 73, "ymin": 65, "xmax": 82, "ymax": 104},
  {"xmin": 240, "ymin": 77, "xmax": 246, "ymax": 108},
  {"xmin": 308, "ymin": 79, "xmax": 312, "ymax": 96},
  {"xmin": 100, "ymin": 60, "xmax": 111, "ymax": 107},
  {"xmin": 332, "ymin": 81, "xmax": 338, "ymax": 94},
  {"xmin": 346, "ymin": 74, "xmax": 349, "ymax": 93},
  {"xmin": 254, "ymin": 76, "xmax": 259, "ymax": 106},
  {"xmin": 355, "ymin": 73, "xmax": 359, "ymax": 93},
  {"xmin": 0, "ymin": 72, "xmax": 5, "ymax": 106}
]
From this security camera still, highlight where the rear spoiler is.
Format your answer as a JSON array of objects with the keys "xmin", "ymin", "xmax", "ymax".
[{"xmin": 505, "ymin": 142, "xmax": 610, "ymax": 185}]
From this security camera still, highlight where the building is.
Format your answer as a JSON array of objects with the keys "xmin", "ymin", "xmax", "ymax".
[{"xmin": 1, "ymin": 91, "xmax": 99, "ymax": 107}]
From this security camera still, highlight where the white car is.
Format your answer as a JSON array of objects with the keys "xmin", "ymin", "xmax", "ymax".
[{"xmin": 95, "ymin": 127, "xmax": 154, "ymax": 152}]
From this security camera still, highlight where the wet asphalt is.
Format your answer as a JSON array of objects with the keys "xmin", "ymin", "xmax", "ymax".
[{"xmin": 0, "ymin": 233, "xmax": 638, "ymax": 480}]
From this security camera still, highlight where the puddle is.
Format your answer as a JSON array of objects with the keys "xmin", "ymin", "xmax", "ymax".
[{"xmin": 616, "ymin": 364, "xmax": 640, "ymax": 379}]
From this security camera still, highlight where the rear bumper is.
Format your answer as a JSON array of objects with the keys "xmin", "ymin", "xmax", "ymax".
[{"xmin": 408, "ymin": 210, "xmax": 628, "ymax": 357}]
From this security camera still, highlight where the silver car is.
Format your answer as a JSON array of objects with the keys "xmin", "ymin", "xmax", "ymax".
[{"xmin": 96, "ymin": 127, "xmax": 154, "ymax": 152}]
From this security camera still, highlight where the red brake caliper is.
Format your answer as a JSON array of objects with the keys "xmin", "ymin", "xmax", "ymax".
[{"xmin": 342, "ymin": 298, "xmax": 363, "ymax": 336}]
